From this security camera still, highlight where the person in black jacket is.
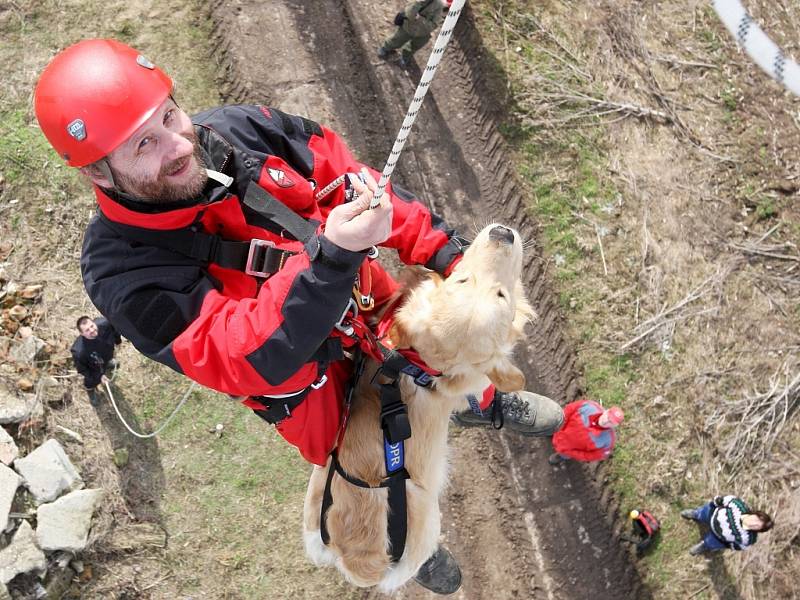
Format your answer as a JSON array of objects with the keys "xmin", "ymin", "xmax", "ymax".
[{"xmin": 71, "ymin": 315, "xmax": 121, "ymax": 407}]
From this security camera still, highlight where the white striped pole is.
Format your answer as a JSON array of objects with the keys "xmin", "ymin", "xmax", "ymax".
[{"xmin": 713, "ymin": 0, "xmax": 800, "ymax": 96}]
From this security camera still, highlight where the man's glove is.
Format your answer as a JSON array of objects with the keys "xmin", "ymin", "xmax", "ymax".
[{"xmin": 394, "ymin": 11, "xmax": 407, "ymax": 26}]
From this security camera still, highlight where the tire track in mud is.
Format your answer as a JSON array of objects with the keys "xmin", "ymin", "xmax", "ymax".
[{"xmin": 207, "ymin": 1, "xmax": 647, "ymax": 598}]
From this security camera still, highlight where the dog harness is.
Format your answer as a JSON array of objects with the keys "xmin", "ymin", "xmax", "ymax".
[{"xmin": 318, "ymin": 302, "xmax": 442, "ymax": 563}]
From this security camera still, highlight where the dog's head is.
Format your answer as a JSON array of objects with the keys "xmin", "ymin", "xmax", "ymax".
[{"xmin": 392, "ymin": 224, "xmax": 535, "ymax": 393}]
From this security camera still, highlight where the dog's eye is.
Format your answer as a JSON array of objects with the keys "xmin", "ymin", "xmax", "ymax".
[
  {"xmin": 497, "ymin": 290, "xmax": 507, "ymax": 299},
  {"xmin": 455, "ymin": 277, "xmax": 469, "ymax": 284}
]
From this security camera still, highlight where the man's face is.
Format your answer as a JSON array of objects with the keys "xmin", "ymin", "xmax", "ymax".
[
  {"xmin": 79, "ymin": 320, "xmax": 98, "ymax": 339},
  {"xmin": 598, "ymin": 411, "xmax": 616, "ymax": 429},
  {"xmin": 105, "ymin": 98, "xmax": 208, "ymax": 202}
]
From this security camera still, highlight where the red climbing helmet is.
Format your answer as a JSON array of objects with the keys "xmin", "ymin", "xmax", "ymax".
[{"xmin": 34, "ymin": 39, "xmax": 173, "ymax": 167}]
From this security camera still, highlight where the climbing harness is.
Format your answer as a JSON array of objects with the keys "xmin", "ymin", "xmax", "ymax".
[
  {"xmin": 103, "ymin": 379, "xmax": 196, "ymax": 440},
  {"xmin": 713, "ymin": 0, "xmax": 800, "ymax": 96}
]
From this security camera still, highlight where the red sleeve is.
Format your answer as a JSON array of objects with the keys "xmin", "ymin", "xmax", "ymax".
[{"xmin": 308, "ymin": 126, "xmax": 463, "ymax": 272}]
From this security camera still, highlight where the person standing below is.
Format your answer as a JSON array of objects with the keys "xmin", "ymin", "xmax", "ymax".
[
  {"xmin": 377, "ymin": 0, "xmax": 450, "ymax": 68},
  {"xmin": 71, "ymin": 315, "xmax": 121, "ymax": 407},
  {"xmin": 548, "ymin": 400, "xmax": 624, "ymax": 464},
  {"xmin": 681, "ymin": 495, "xmax": 773, "ymax": 555}
]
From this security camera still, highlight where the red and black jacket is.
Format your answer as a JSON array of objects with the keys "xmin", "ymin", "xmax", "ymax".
[{"xmin": 80, "ymin": 105, "xmax": 465, "ymax": 398}]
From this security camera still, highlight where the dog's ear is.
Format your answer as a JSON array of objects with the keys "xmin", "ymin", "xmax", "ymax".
[{"xmin": 488, "ymin": 358, "xmax": 525, "ymax": 392}]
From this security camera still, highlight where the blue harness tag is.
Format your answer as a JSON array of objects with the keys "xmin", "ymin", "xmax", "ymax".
[
  {"xmin": 466, "ymin": 393, "xmax": 483, "ymax": 416},
  {"xmin": 384, "ymin": 439, "xmax": 405, "ymax": 474}
]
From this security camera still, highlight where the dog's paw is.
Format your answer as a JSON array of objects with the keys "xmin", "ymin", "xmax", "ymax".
[{"xmin": 304, "ymin": 530, "xmax": 336, "ymax": 566}]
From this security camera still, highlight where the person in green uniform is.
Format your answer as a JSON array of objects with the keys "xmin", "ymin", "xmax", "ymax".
[{"xmin": 378, "ymin": 0, "xmax": 450, "ymax": 68}]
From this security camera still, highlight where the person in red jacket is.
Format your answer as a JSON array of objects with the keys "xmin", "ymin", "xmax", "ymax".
[
  {"xmin": 34, "ymin": 39, "xmax": 558, "ymax": 593},
  {"xmin": 549, "ymin": 400, "xmax": 624, "ymax": 464}
]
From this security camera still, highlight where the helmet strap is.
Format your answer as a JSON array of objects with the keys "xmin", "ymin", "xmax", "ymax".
[{"xmin": 96, "ymin": 158, "xmax": 117, "ymax": 189}]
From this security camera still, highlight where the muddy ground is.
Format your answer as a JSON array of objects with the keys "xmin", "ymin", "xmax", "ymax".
[{"xmin": 207, "ymin": 1, "xmax": 645, "ymax": 598}]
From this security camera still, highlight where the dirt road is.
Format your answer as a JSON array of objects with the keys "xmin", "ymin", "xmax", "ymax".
[{"xmin": 207, "ymin": 1, "xmax": 647, "ymax": 597}]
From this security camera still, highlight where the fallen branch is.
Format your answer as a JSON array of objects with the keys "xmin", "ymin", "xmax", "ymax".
[
  {"xmin": 620, "ymin": 271, "xmax": 722, "ymax": 352},
  {"xmin": 619, "ymin": 307, "xmax": 718, "ymax": 352},
  {"xmin": 708, "ymin": 364, "xmax": 800, "ymax": 468}
]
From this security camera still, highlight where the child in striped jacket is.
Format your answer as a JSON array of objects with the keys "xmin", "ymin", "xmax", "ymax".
[{"xmin": 681, "ymin": 495, "xmax": 773, "ymax": 555}]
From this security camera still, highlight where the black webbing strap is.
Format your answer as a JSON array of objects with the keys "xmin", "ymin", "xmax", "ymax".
[
  {"xmin": 98, "ymin": 211, "xmax": 295, "ymax": 277},
  {"xmin": 376, "ymin": 350, "xmax": 413, "ymax": 444},
  {"xmin": 319, "ymin": 451, "xmax": 410, "ymax": 562},
  {"xmin": 242, "ymin": 181, "xmax": 317, "ymax": 242},
  {"xmin": 249, "ymin": 390, "xmax": 310, "ymax": 425},
  {"xmin": 97, "ymin": 179, "xmax": 320, "ymax": 275}
]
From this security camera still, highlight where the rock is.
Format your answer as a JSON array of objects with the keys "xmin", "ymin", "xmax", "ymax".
[
  {"xmin": 7, "ymin": 305, "xmax": 27, "ymax": 322},
  {"xmin": 112, "ymin": 447, "xmax": 129, "ymax": 468},
  {"xmin": 19, "ymin": 285, "xmax": 43, "ymax": 300},
  {"xmin": 17, "ymin": 326, "xmax": 32, "ymax": 339},
  {"xmin": 35, "ymin": 489, "xmax": 103, "ymax": 552},
  {"xmin": 0, "ymin": 389, "xmax": 37, "ymax": 425},
  {"xmin": 0, "ymin": 283, "xmax": 17, "ymax": 308},
  {"xmin": 9, "ymin": 335, "xmax": 46, "ymax": 365},
  {"xmin": 0, "ymin": 582, "xmax": 9, "ymax": 600},
  {"xmin": 16, "ymin": 378, "xmax": 34, "ymax": 392},
  {"xmin": 38, "ymin": 376, "xmax": 66, "ymax": 406},
  {"xmin": 14, "ymin": 439, "xmax": 83, "ymax": 504},
  {"xmin": 0, "ymin": 268, "xmax": 7, "ymax": 283},
  {"xmin": 0, "ymin": 521, "xmax": 46, "ymax": 584},
  {"xmin": 0, "ymin": 465, "xmax": 21, "ymax": 530},
  {"xmin": 54, "ymin": 425, "xmax": 83, "ymax": 445},
  {"xmin": 0, "ymin": 427, "xmax": 17, "ymax": 466}
]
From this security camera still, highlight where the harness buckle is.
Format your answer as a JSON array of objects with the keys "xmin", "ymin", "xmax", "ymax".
[
  {"xmin": 245, "ymin": 238, "xmax": 278, "ymax": 278},
  {"xmin": 334, "ymin": 298, "xmax": 358, "ymax": 337},
  {"xmin": 310, "ymin": 374, "xmax": 328, "ymax": 390}
]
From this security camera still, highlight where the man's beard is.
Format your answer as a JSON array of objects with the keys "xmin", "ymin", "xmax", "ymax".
[{"xmin": 112, "ymin": 132, "xmax": 209, "ymax": 203}]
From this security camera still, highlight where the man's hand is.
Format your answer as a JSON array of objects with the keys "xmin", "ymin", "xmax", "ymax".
[
  {"xmin": 101, "ymin": 375, "xmax": 110, "ymax": 385},
  {"xmin": 324, "ymin": 169, "xmax": 393, "ymax": 252}
]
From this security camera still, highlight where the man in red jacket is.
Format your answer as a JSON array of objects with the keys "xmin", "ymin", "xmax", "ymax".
[
  {"xmin": 549, "ymin": 400, "xmax": 624, "ymax": 464},
  {"xmin": 34, "ymin": 39, "xmax": 557, "ymax": 593}
]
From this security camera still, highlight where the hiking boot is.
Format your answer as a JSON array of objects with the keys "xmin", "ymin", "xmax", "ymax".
[
  {"xmin": 680, "ymin": 509, "xmax": 697, "ymax": 521},
  {"xmin": 413, "ymin": 545, "xmax": 462, "ymax": 595},
  {"xmin": 377, "ymin": 46, "xmax": 392, "ymax": 60},
  {"xmin": 688, "ymin": 542, "xmax": 706, "ymax": 556},
  {"xmin": 548, "ymin": 452, "xmax": 567, "ymax": 465},
  {"xmin": 87, "ymin": 389, "xmax": 101, "ymax": 408},
  {"xmin": 452, "ymin": 391, "xmax": 564, "ymax": 436}
]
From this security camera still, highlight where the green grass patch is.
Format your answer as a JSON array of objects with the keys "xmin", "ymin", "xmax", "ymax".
[{"xmin": 755, "ymin": 197, "xmax": 777, "ymax": 221}]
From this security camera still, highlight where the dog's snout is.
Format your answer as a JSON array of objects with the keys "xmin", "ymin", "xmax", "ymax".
[{"xmin": 488, "ymin": 225, "xmax": 515, "ymax": 244}]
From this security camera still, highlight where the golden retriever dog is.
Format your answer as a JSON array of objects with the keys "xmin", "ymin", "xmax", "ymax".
[{"xmin": 303, "ymin": 223, "xmax": 534, "ymax": 592}]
